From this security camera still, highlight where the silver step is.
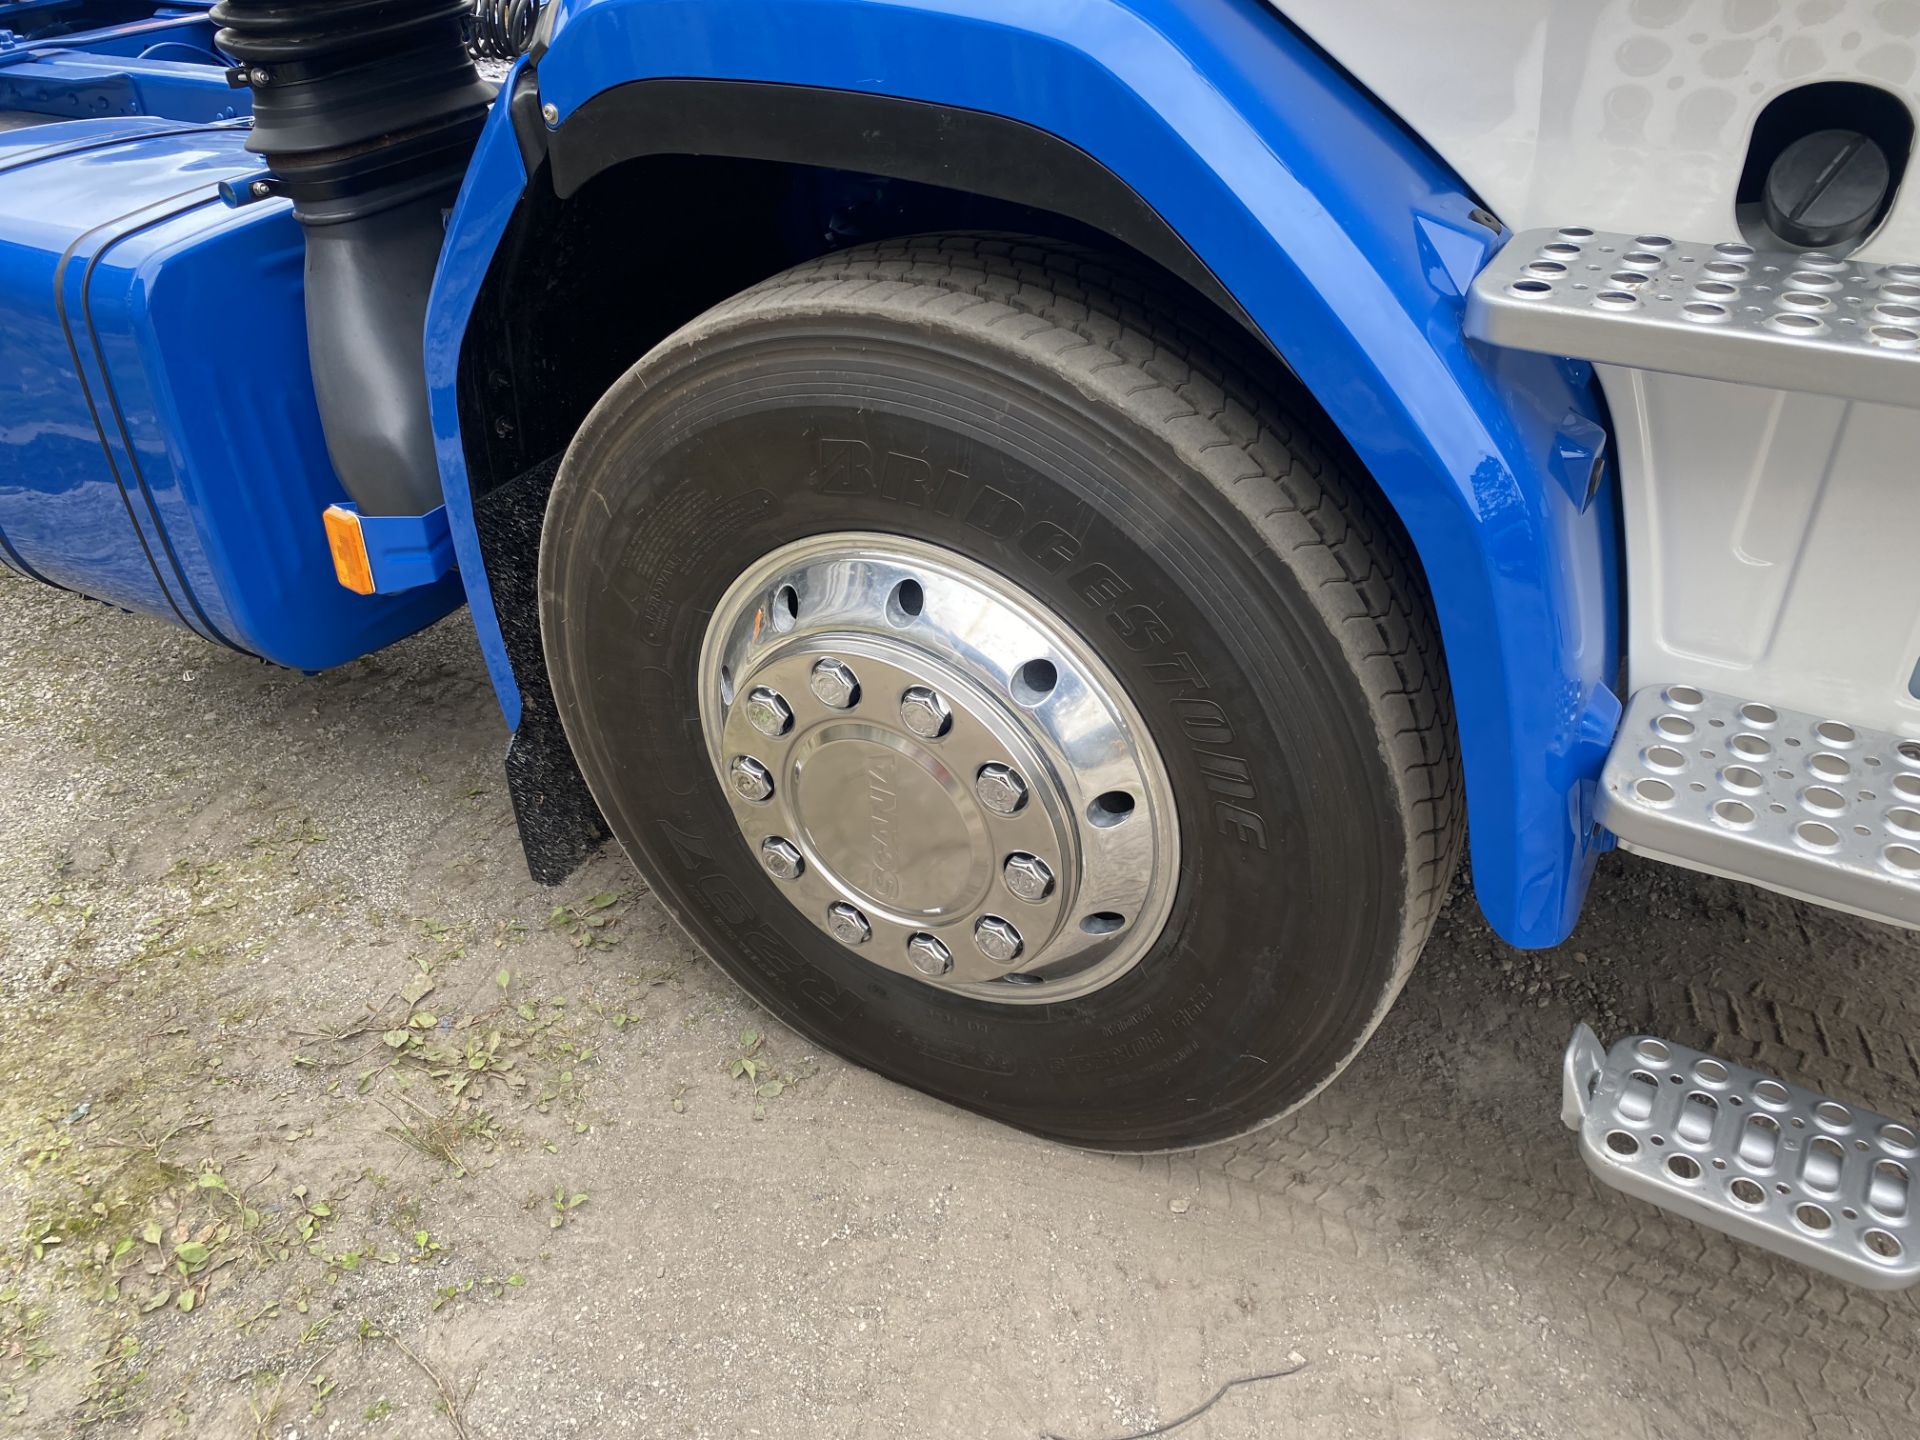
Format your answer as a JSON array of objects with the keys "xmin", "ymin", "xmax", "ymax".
[
  {"xmin": 1465, "ymin": 226, "xmax": 1920, "ymax": 409},
  {"xmin": 1563, "ymin": 1025, "xmax": 1920, "ymax": 1289},
  {"xmin": 1598, "ymin": 685, "xmax": 1920, "ymax": 930}
]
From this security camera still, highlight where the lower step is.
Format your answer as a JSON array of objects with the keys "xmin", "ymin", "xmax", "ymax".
[
  {"xmin": 1563, "ymin": 1025, "xmax": 1920, "ymax": 1289},
  {"xmin": 1597, "ymin": 684, "xmax": 1920, "ymax": 929}
]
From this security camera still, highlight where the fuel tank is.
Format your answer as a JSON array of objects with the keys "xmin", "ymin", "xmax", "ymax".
[{"xmin": 0, "ymin": 116, "xmax": 459, "ymax": 668}]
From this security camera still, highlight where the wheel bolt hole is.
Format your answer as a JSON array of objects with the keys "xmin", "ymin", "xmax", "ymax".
[
  {"xmin": 1011, "ymin": 658, "xmax": 1058, "ymax": 706},
  {"xmin": 1081, "ymin": 912, "xmax": 1126, "ymax": 935},
  {"xmin": 887, "ymin": 578, "xmax": 924, "ymax": 625},
  {"xmin": 772, "ymin": 584, "xmax": 799, "ymax": 632}
]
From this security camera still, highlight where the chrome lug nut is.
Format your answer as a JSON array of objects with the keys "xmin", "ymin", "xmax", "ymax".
[
  {"xmin": 826, "ymin": 903, "xmax": 871, "ymax": 947},
  {"xmin": 760, "ymin": 836, "xmax": 804, "ymax": 880},
  {"xmin": 906, "ymin": 932, "xmax": 954, "ymax": 977},
  {"xmin": 1002, "ymin": 853, "xmax": 1055, "ymax": 903},
  {"xmin": 809, "ymin": 658, "xmax": 860, "ymax": 709},
  {"xmin": 744, "ymin": 686, "xmax": 794, "ymax": 738},
  {"xmin": 727, "ymin": 755, "xmax": 774, "ymax": 802},
  {"xmin": 973, "ymin": 915, "xmax": 1024, "ymax": 964},
  {"xmin": 974, "ymin": 763, "xmax": 1029, "ymax": 816},
  {"xmin": 898, "ymin": 685, "xmax": 952, "ymax": 739}
]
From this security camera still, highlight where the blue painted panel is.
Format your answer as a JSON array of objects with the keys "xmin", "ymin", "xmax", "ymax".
[
  {"xmin": 0, "ymin": 117, "xmax": 459, "ymax": 667},
  {"xmin": 0, "ymin": 117, "xmax": 232, "ymax": 619},
  {"xmin": 432, "ymin": 0, "xmax": 1622, "ymax": 945},
  {"xmin": 427, "ymin": 85, "xmax": 529, "ymax": 729}
]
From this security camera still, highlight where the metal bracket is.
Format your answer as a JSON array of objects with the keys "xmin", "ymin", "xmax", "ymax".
[
  {"xmin": 322, "ymin": 503, "xmax": 455, "ymax": 595},
  {"xmin": 216, "ymin": 171, "xmax": 279, "ymax": 208}
]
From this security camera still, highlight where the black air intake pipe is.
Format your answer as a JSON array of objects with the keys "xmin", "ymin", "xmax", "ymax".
[{"xmin": 210, "ymin": 0, "xmax": 496, "ymax": 516}]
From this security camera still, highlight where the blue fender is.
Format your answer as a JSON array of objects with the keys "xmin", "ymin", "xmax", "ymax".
[{"xmin": 424, "ymin": 0, "xmax": 1621, "ymax": 948}]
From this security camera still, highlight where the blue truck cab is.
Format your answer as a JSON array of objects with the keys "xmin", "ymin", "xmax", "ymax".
[{"xmin": 3, "ymin": 0, "xmax": 1917, "ymax": 1285}]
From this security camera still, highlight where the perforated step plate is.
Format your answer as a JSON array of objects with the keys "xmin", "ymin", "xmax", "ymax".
[
  {"xmin": 1563, "ymin": 1025, "xmax": 1920, "ymax": 1289},
  {"xmin": 1598, "ymin": 685, "xmax": 1920, "ymax": 929},
  {"xmin": 1465, "ymin": 226, "xmax": 1920, "ymax": 408}
]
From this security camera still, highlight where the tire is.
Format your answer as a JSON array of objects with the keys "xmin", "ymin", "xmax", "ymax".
[{"xmin": 539, "ymin": 235, "xmax": 1461, "ymax": 1150}]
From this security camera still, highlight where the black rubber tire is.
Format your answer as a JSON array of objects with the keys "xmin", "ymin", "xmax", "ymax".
[{"xmin": 539, "ymin": 235, "xmax": 1461, "ymax": 1150}]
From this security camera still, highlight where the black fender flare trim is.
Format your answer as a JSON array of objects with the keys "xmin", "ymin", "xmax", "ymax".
[{"xmin": 537, "ymin": 76, "xmax": 1265, "ymax": 350}]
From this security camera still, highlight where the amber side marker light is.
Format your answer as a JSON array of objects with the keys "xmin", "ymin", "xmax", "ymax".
[{"xmin": 322, "ymin": 504, "xmax": 375, "ymax": 595}]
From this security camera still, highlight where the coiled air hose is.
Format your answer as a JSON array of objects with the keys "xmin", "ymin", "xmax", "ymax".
[{"xmin": 466, "ymin": 0, "xmax": 544, "ymax": 60}]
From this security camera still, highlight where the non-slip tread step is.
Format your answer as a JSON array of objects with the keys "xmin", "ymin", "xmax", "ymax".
[
  {"xmin": 1597, "ymin": 684, "xmax": 1920, "ymax": 930},
  {"xmin": 1564, "ymin": 1025, "xmax": 1920, "ymax": 1289},
  {"xmin": 1467, "ymin": 226, "xmax": 1920, "ymax": 407}
]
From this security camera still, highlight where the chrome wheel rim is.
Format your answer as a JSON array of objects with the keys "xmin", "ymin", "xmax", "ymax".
[{"xmin": 697, "ymin": 534, "xmax": 1179, "ymax": 1005}]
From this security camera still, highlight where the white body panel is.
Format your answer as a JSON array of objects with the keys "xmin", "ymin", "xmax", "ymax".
[
  {"xmin": 1286, "ymin": 0, "xmax": 1920, "ymax": 738},
  {"xmin": 1281, "ymin": 0, "xmax": 1920, "ymax": 261},
  {"xmin": 1607, "ymin": 375, "xmax": 1920, "ymax": 735}
]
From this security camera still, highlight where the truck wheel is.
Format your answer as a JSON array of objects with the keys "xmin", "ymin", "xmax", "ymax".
[{"xmin": 539, "ymin": 236, "xmax": 1460, "ymax": 1150}]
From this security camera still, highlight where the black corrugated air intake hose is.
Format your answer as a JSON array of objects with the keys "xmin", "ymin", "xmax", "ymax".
[{"xmin": 209, "ymin": 0, "xmax": 497, "ymax": 516}]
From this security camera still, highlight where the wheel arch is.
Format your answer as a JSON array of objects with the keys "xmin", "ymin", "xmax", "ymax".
[{"xmin": 425, "ymin": 0, "xmax": 1622, "ymax": 947}]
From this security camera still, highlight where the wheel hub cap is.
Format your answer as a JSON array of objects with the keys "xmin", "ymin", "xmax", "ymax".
[{"xmin": 698, "ymin": 534, "xmax": 1178, "ymax": 1004}]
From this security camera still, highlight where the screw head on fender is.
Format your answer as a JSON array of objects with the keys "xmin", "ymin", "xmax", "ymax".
[
  {"xmin": 974, "ymin": 915, "xmax": 1024, "ymax": 964},
  {"xmin": 825, "ymin": 903, "xmax": 871, "ymax": 947},
  {"xmin": 809, "ymin": 658, "xmax": 860, "ymax": 709},
  {"xmin": 744, "ymin": 686, "xmax": 794, "ymax": 738},
  {"xmin": 1002, "ymin": 852, "xmax": 1055, "ymax": 903},
  {"xmin": 760, "ymin": 836, "xmax": 804, "ymax": 880},
  {"xmin": 974, "ymin": 763, "xmax": 1028, "ymax": 815},
  {"xmin": 727, "ymin": 755, "xmax": 774, "ymax": 802},
  {"xmin": 906, "ymin": 932, "xmax": 954, "ymax": 976},
  {"xmin": 898, "ymin": 685, "xmax": 952, "ymax": 739}
]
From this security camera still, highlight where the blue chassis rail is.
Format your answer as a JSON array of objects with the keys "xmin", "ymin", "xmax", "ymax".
[
  {"xmin": 0, "ymin": 5, "xmax": 242, "ymax": 124},
  {"xmin": 426, "ymin": 0, "xmax": 1624, "ymax": 949}
]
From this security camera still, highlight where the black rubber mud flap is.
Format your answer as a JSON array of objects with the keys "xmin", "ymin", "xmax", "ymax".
[{"xmin": 473, "ymin": 456, "xmax": 610, "ymax": 884}]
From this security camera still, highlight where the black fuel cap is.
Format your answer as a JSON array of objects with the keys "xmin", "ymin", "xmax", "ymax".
[{"xmin": 1764, "ymin": 128, "xmax": 1892, "ymax": 251}]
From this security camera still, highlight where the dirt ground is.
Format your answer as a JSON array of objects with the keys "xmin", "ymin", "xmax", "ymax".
[{"xmin": 2, "ymin": 571, "xmax": 1917, "ymax": 1440}]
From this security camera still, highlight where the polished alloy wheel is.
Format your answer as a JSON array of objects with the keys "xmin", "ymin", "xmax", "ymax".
[{"xmin": 696, "ymin": 534, "xmax": 1178, "ymax": 1005}]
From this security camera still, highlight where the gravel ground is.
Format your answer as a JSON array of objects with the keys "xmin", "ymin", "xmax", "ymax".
[{"xmin": 2, "ymin": 569, "xmax": 1918, "ymax": 1440}]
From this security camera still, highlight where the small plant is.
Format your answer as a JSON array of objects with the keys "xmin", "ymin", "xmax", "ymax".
[
  {"xmin": 293, "ymin": 1188, "xmax": 334, "ymax": 1250},
  {"xmin": 549, "ymin": 892, "xmax": 622, "ymax": 949},
  {"xmin": 549, "ymin": 1188, "xmax": 588, "ymax": 1229},
  {"xmin": 724, "ymin": 1029, "xmax": 809, "ymax": 1113},
  {"xmin": 726, "ymin": 1028, "xmax": 764, "ymax": 1083}
]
